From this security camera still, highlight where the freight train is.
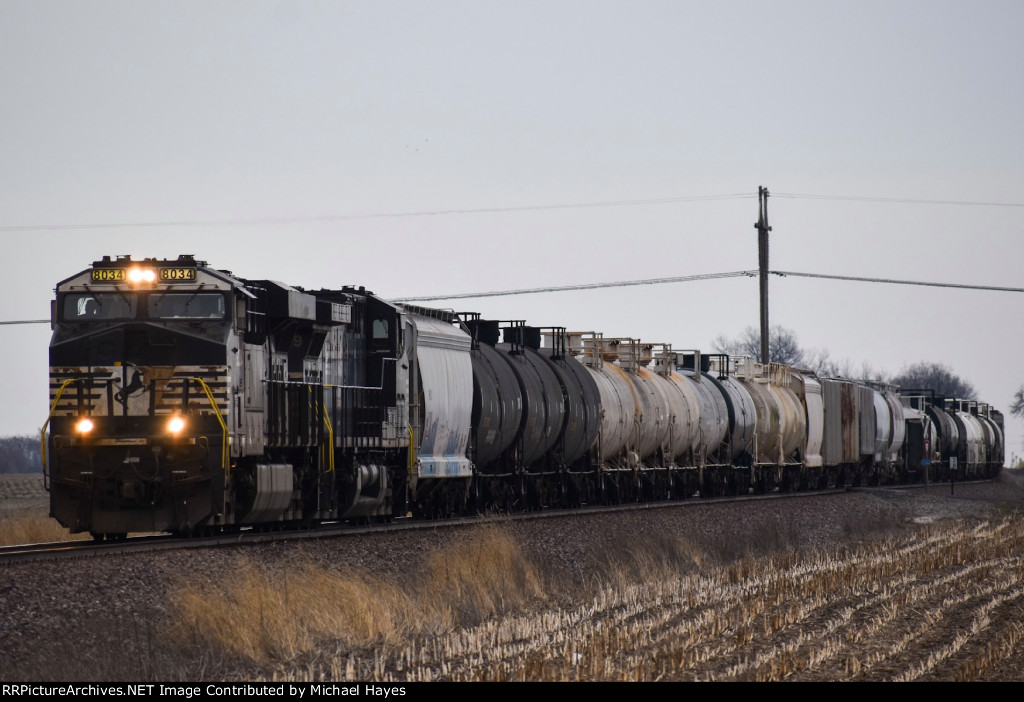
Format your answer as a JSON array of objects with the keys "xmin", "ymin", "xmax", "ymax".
[{"xmin": 44, "ymin": 255, "xmax": 1005, "ymax": 539}]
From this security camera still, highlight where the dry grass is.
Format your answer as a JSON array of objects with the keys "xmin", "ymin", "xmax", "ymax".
[
  {"xmin": 165, "ymin": 514, "xmax": 1024, "ymax": 682},
  {"xmin": 0, "ymin": 508, "xmax": 89, "ymax": 545},
  {"xmin": 169, "ymin": 525, "xmax": 547, "ymax": 668},
  {"xmin": 0, "ymin": 473, "xmax": 88, "ymax": 545},
  {"xmin": 171, "ymin": 564, "xmax": 421, "ymax": 665},
  {"xmin": 422, "ymin": 524, "xmax": 547, "ymax": 622}
]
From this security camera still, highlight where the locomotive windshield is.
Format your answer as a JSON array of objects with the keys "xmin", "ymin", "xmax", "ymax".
[
  {"xmin": 147, "ymin": 292, "xmax": 226, "ymax": 319},
  {"xmin": 62, "ymin": 293, "xmax": 136, "ymax": 320},
  {"xmin": 60, "ymin": 291, "xmax": 227, "ymax": 321}
]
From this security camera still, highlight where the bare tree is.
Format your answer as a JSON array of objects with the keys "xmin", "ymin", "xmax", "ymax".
[
  {"xmin": 713, "ymin": 326, "xmax": 891, "ymax": 380},
  {"xmin": 0, "ymin": 435, "xmax": 41, "ymax": 474},
  {"xmin": 1011, "ymin": 386, "xmax": 1024, "ymax": 418},
  {"xmin": 712, "ymin": 325, "xmax": 805, "ymax": 366},
  {"xmin": 889, "ymin": 362, "xmax": 976, "ymax": 399},
  {"xmin": 802, "ymin": 347, "xmax": 847, "ymax": 377}
]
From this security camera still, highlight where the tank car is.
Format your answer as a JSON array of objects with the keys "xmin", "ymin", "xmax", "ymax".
[
  {"xmin": 896, "ymin": 392, "xmax": 1003, "ymax": 483},
  {"xmin": 460, "ymin": 319, "xmax": 588, "ymax": 510},
  {"xmin": 726, "ymin": 359, "xmax": 806, "ymax": 492}
]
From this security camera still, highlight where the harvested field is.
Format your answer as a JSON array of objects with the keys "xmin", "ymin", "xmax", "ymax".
[
  {"xmin": 0, "ymin": 473, "xmax": 48, "ymax": 507},
  {"xmin": 0, "ymin": 473, "xmax": 89, "ymax": 546},
  {"xmin": 2, "ymin": 471, "xmax": 1024, "ymax": 682}
]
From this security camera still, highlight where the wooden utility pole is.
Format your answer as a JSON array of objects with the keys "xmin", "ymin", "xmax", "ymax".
[{"xmin": 755, "ymin": 186, "xmax": 771, "ymax": 364}]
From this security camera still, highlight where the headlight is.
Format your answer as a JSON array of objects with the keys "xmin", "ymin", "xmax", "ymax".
[
  {"xmin": 128, "ymin": 268, "xmax": 157, "ymax": 284},
  {"xmin": 75, "ymin": 418, "xmax": 94, "ymax": 434},
  {"xmin": 167, "ymin": 416, "xmax": 186, "ymax": 435}
]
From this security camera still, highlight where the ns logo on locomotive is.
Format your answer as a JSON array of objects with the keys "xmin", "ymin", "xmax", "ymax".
[{"xmin": 44, "ymin": 255, "xmax": 1005, "ymax": 539}]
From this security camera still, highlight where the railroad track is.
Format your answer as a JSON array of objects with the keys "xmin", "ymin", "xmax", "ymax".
[
  {"xmin": 852, "ymin": 478, "xmax": 996, "ymax": 494},
  {"xmin": 4, "ymin": 479, "xmax": 1001, "ymax": 564},
  {"xmin": 0, "ymin": 487, "xmax": 852, "ymax": 564}
]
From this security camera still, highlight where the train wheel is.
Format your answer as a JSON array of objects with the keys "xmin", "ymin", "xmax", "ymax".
[
  {"xmin": 563, "ymin": 474, "xmax": 579, "ymax": 509},
  {"xmin": 527, "ymin": 478, "xmax": 540, "ymax": 512},
  {"xmin": 91, "ymin": 532, "xmax": 127, "ymax": 542},
  {"xmin": 678, "ymin": 472, "xmax": 690, "ymax": 499},
  {"xmin": 737, "ymin": 467, "xmax": 751, "ymax": 495},
  {"xmin": 702, "ymin": 472, "xmax": 715, "ymax": 499},
  {"xmin": 602, "ymin": 473, "xmax": 618, "ymax": 505},
  {"xmin": 515, "ymin": 476, "xmax": 527, "ymax": 511}
]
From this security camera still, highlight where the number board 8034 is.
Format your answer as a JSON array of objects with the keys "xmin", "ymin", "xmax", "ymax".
[
  {"xmin": 159, "ymin": 268, "xmax": 197, "ymax": 282},
  {"xmin": 90, "ymin": 269, "xmax": 126, "ymax": 282}
]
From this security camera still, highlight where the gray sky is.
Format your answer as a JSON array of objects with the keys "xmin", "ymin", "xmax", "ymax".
[{"xmin": 2, "ymin": 1, "xmax": 1022, "ymax": 458}]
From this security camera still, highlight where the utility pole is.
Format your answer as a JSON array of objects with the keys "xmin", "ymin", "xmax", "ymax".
[{"xmin": 755, "ymin": 186, "xmax": 771, "ymax": 364}]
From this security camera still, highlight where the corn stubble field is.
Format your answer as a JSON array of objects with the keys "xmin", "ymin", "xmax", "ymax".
[
  {"xmin": 182, "ymin": 518, "xmax": 1024, "ymax": 682},
  {"xmin": 3, "ymin": 472, "xmax": 1024, "ymax": 682}
]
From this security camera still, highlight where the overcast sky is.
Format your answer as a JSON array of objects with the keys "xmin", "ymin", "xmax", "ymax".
[{"xmin": 2, "ymin": 1, "xmax": 1022, "ymax": 459}]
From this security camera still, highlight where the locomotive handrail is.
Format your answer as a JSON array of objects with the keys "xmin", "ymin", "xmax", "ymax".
[
  {"xmin": 267, "ymin": 357, "xmax": 398, "ymax": 392},
  {"xmin": 321, "ymin": 399, "xmax": 335, "ymax": 473},
  {"xmin": 408, "ymin": 424, "xmax": 415, "ymax": 477},
  {"xmin": 304, "ymin": 386, "xmax": 334, "ymax": 472},
  {"xmin": 40, "ymin": 378, "xmax": 82, "ymax": 483},
  {"xmin": 190, "ymin": 376, "xmax": 229, "ymax": 475}
]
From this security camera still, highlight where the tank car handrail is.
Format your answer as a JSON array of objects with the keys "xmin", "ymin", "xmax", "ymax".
[
  {"xmin": 40, "ymin": 378, "xmax": 83, "ymax": 484},
  {"xmin": 646, "ymin": 342, "xmax": 675, "ymax": 377},
  {"xmin": 190, "ymin": 376, "xmax": 229, "ymax": 476}
]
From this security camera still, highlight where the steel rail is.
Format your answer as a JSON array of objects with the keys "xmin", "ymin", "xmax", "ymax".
[
  {"xmin": 0, "ymin": 487, "xmax": 852, "ymax": 564},
  {"xmin": 3, "ymin": 478, "xmax": 1002, "ymax": 565}
]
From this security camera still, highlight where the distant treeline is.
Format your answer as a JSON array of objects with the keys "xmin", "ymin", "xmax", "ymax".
[{"xmin": 0, "ymin": 436, "xmax": 42, "ymax": 474}]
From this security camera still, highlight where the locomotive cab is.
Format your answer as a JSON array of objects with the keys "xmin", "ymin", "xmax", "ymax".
[{"xmin": 46, "ymin": 255, "xmax": 240, "ymax": 538}]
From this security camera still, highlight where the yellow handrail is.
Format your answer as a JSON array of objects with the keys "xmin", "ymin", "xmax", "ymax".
[
  {"xmin": 190, "ymin": 377, "xmax": 229, "ymax": 476},
  {"xmin": 321, "ymin": 401, "xmax": 335, "ymax": 473},
  {"xmin": 40, "ymin": 378, "xmax": 81, "ymax": 479},
  {"xmin": 307, "ymin": 385, "xmax": 335, "ymax": 473}
]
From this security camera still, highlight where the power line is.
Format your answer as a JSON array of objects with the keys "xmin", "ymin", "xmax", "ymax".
[
  {"xmin": 0, "ymin": 193, "xmax": 751, "ymax": 233},
  {"xmin": 772, "ymin": 270, "xmax": 1024, "ymax": 294},
  {"xmin": 3, "ymin": 267, "xmax": 1021, "ymax": 323},
  {"xmin": 773, "ymin": 192, "xmax": 1024, "ymax": 208},
  {"xmin": 3, "ymin": 190, "xmax": 1019, "ymax": 233},
  {"xmin": 392, "ymin": 271, "xmax": 759, "ymax": 302},
  {"xmin": 396, "ymin": 268, "xmax": 1024, "ymax": 302}
]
